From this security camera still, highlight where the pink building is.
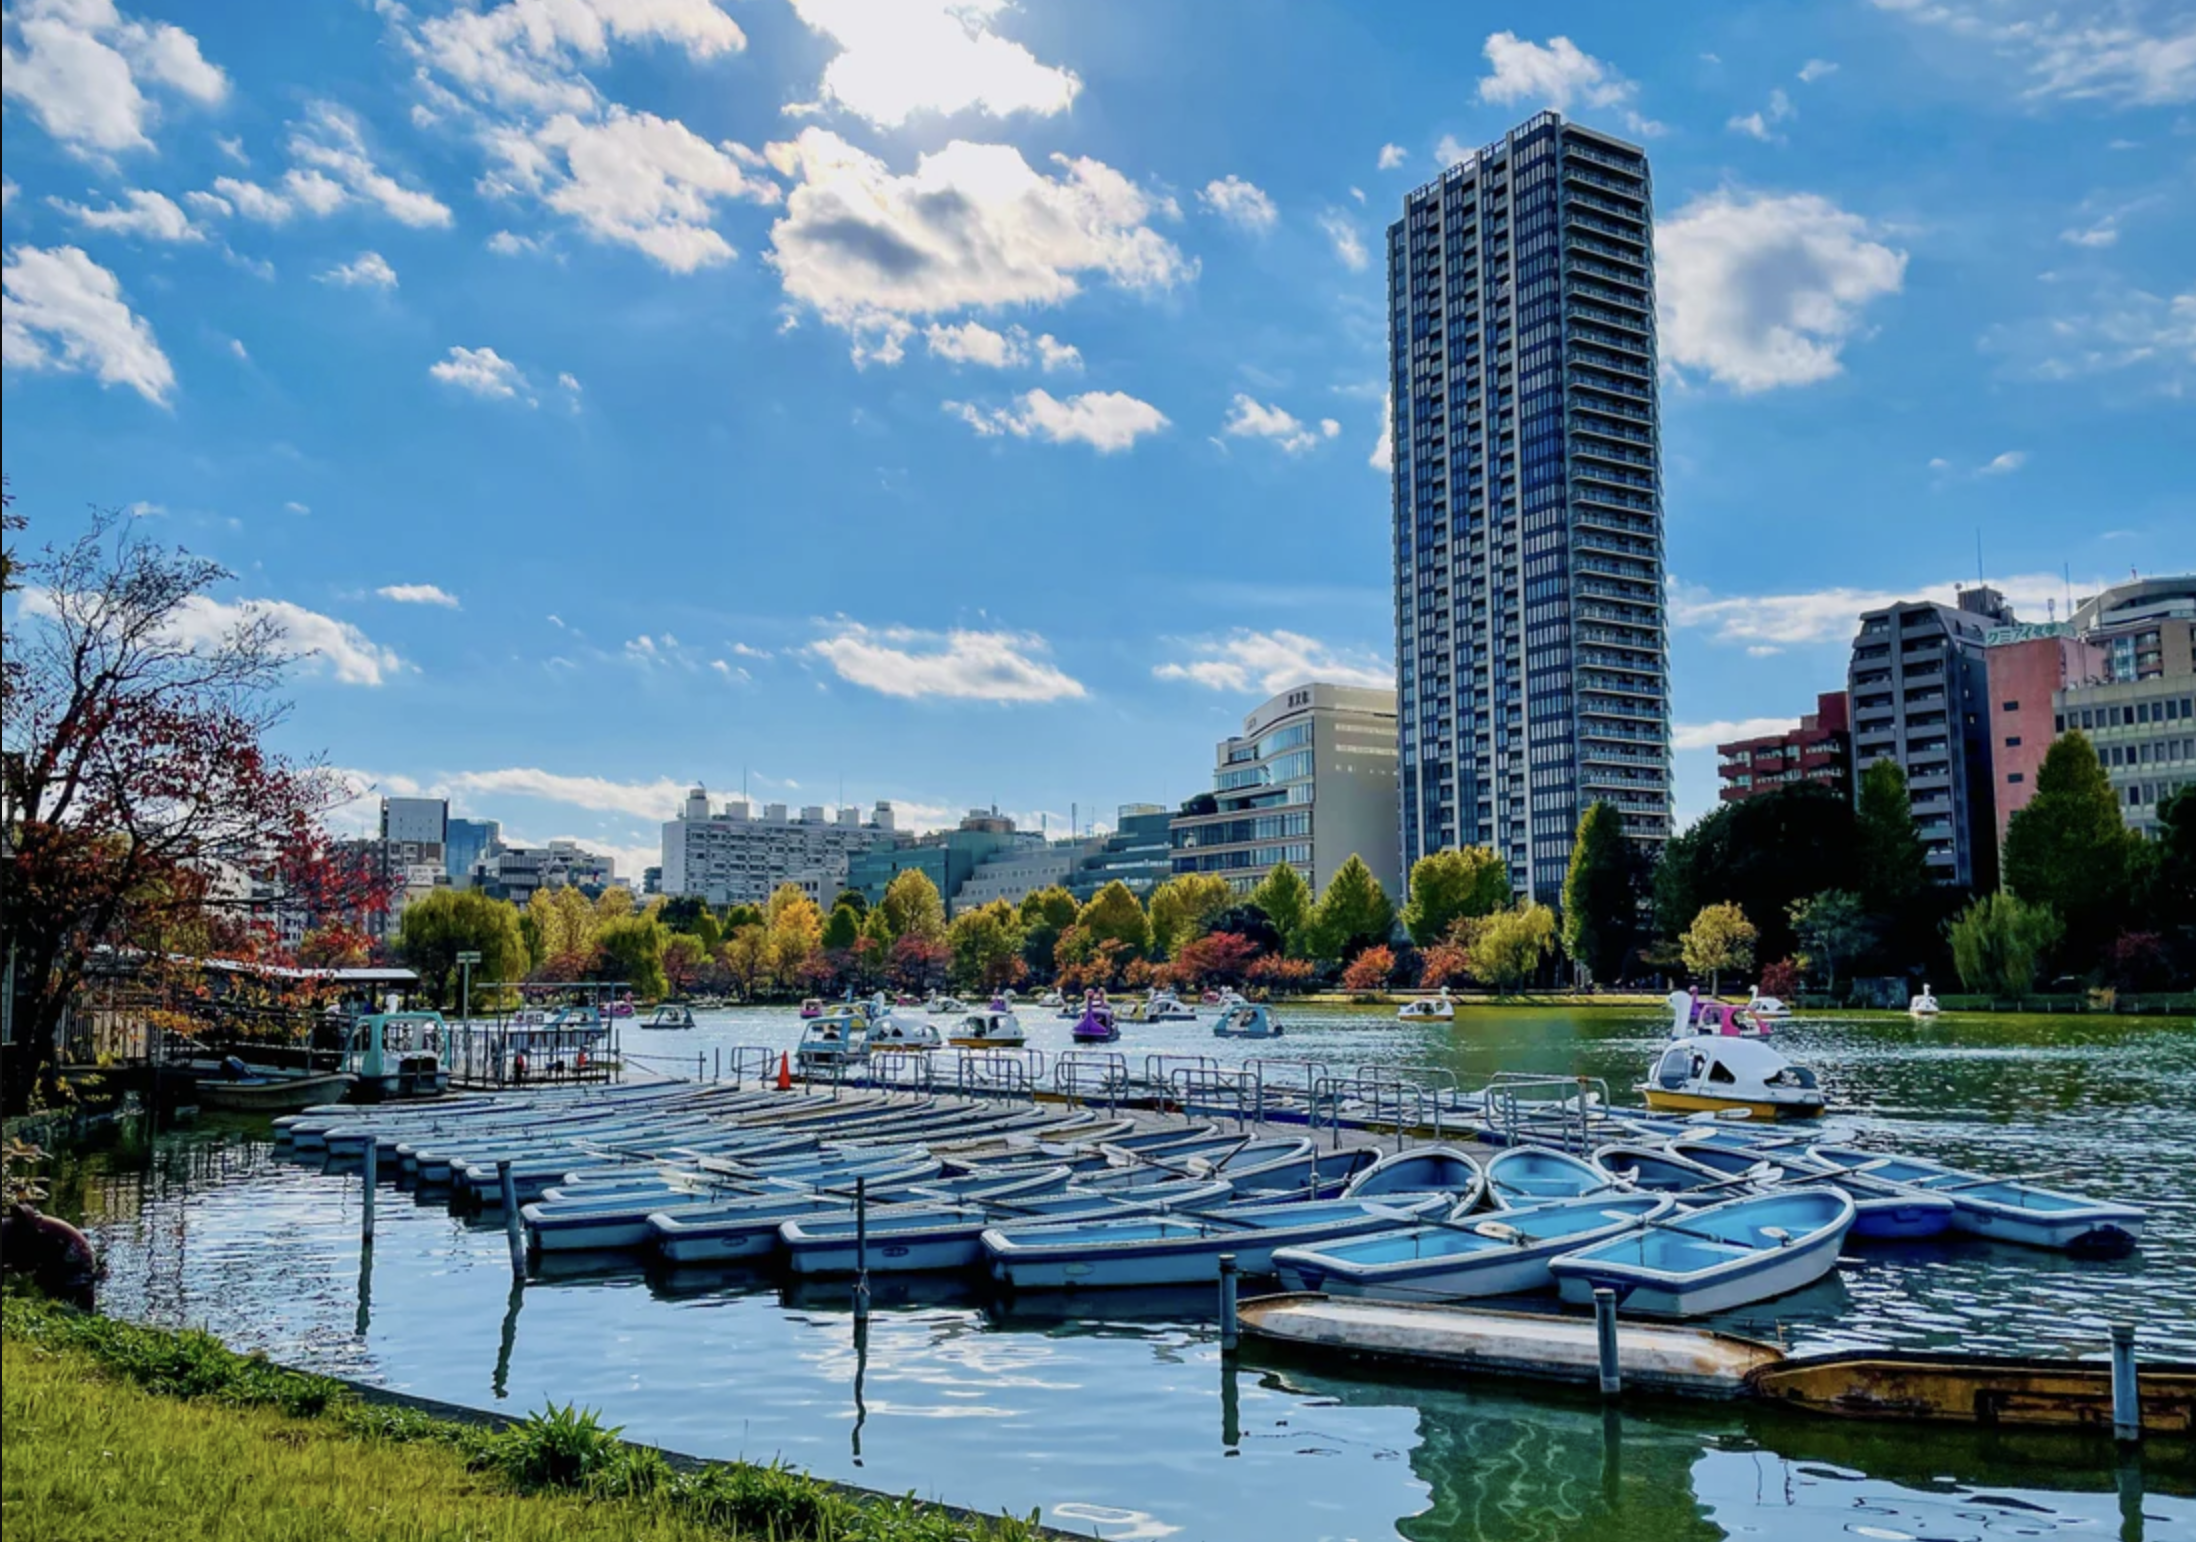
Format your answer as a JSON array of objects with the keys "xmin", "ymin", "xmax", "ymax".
[{"xmin": 1984, "ymin": 625, "xmax": 2106, "ymax": 846}]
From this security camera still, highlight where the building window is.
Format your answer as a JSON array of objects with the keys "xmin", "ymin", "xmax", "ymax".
[
  {"xmin": 2007, "ymin": 772, "xmax": 2024, "ymax": 785},
  {"xmin": 2001, "ymin": 700, "xmax": 2018, "ymax": 712},
  {"xmin": 2004, "ymin": 736, "xmax": 2021, "ymax": 748}
]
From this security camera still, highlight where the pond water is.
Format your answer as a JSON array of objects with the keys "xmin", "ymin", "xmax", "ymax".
[{"xmin": 53, "ymin": 1003, "xmax": 2196, "ymax": 1541}]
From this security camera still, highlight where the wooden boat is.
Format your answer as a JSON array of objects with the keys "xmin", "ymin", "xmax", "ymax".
[
  {"xmin": 1805, "ymin": 1145, "xmax": 2144, "ymax": 1254},
  {"xmin": 196, "ymin": 1069, "xmax": 356, "ymax": 1113},
  {"xmin": 1484, "ymin": 1146, "xmax": 1609, "ymax": 1205},
  {"xmin": 1274, "ymin": 1192, "xmax": 1674, "ymax": 1300},
  {"xmin": 1639, "ymin": 1035, "xmax": 1826, "ymax": 1120},
  {"xmin": 983, "ymin": 1195, "xmax": 1445, "ymax": 1289},
  {"xmin": 1237, "ymin": 1294, "xmax": 1782, "ymax": 1398},
  {"xmin": 1749, "ymin": 1348, "xmax": 2196, "ymax": 1433},
  {"xmin": 1549, "ymin": 1186, "xmax": 1856, "ymax": 1318}
]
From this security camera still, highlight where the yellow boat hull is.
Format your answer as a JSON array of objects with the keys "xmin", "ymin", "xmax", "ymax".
[{"xmin": 1641, "ymin": 1088, "xmax": 1823, "ymax": 1121}]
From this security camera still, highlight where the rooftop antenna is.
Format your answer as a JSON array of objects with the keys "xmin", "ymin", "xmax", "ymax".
[
  {"xmin": 1975, "ymin": 528, "xmax": 1985, "ymax": 586},
  {"xmin": 2064, "ymin": 562, "xmax": 2073, "ymax": 620}
]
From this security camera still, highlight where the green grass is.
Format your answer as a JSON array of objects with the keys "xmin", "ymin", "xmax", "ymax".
[{"xmin": 2, "ymin": 1297, "xmax": 1045, "ymax": 1542}]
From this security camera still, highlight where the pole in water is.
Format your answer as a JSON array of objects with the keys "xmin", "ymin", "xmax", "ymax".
[
  {"xmin": 498, "ymin": 1159, "xmax": 526, "ymax": 1279},
  {"xmin": 853, "ymin": 1175, "xmax": 870, "ymax": 1323},
  {"xmin": 361, "ymin": 1139, "xmax": 377, "ymax": 1243},
  {"xmin": 2111, "ymin": 1323, "xmax": 2142, "ymax": 1443},
  {"xmin": 1594, "ymin": 1287, "xmax": 1621, "ymax": 1396},
  {"xmin": 1217, "ymin": 1253, "xmax": 1240, "ymax": 1354}
]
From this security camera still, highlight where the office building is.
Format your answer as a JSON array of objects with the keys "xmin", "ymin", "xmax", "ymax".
[
  {"xmin": 1847, "ymin": 587, "xmax": 2012, "ymax": 888},
  {"xmin": 2073, "ymin": 575, "xmax": 2196, "ymax": 683},
  {"xmin": 1388, "ymin": 110, "xmax": 1672, "ymax": 904},
  {"xmin": 1715, "ymin": 692, "xmax": 1853, "ymax": 806},
  {"xmin": 956, "ymin": 836, "xmax": 1103, "ymax": 910},
  {"xmin": 471, "ymin": 838, "xmax": 618, "ymax": 906},
  {"xmin": 445, "ymin": 818, "xmax": 499, "ymax": 887},
  {"xmin": 380, "ymin": 797, "xmax": 448, "ymax": 847},
  {"xmin": 1984, "ymin": 623, "xmax": 2105, "ymax": 844},
  {"xmin": 1067, "ymin": 806, "xmax": 1177, "ymax": 901},
  {"xmin": 844, "ymin": 811, "xmax": 1034, "ymax": 915},
  {"xmin": 659, "ymin": 791, "xmax": 894, "ymax": 907},
  {"xmin": 1169, "ymin": 683, "xmax": 1402, "ymax": 898}
]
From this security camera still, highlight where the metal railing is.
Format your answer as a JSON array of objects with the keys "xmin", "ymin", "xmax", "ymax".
[
  {"xmin": 1054, "ymin": 1051, "xmax": 1130, "ymax": 1112},
  {"xmin": 1480, "ymin": 1074, "xmax": 1611, "ymax": 1152},
  {"xmin": 951, "ymin": 1050, "xmax": 1040, "ymax": 1103}
]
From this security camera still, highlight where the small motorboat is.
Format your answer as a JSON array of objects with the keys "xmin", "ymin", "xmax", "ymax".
[
  {"xmin": 1640, "ymin": 1036, "xmax": 1826, "ymax": 1121},
  {"xmin": 1548, "ymin": 1187, "xmax": 1857, "ymax": 1318},
  {"xmin": 1804, "ymin": 1146, "xmax": 2144, "ymax": 1254},
  {"xmin": 1397, "ymin": 987, "xmax": 1456, "ymax": 1022},
  {"xmin": 195, "ymin": 1065, "xmax": 357, "ymax": 1114},
  {"xmin": 794, "ymin": 1011, "xmax": 867, "ymax": 1074},
  {"xmin": 1071, "ymin": 991, "xmax": 1120, "ymax": 1044},
  {"xmin": 949, "ymin": 1009, "xmax": 1026, "ymax": 1049},
  {"xmin": 1485, "ymin": 1146, "xmax": 1611, "ymax": 1205},
  {"xmin": 1212, "ymin": 1002, "xmax": 1283, "ymax": 1039},
  {"xmin": 643, "ymin": 1004, "xmax": 697, "ymax": 1030},
  {"xmin": 1745, "ymin": 986, "xmax": 1791, "ymax": 1019},
  {"xmin": 798, "ymin": 998, "xmax": 827, "ymax": 1020},
  {"xmin": 1909, "ymin": 984, "xmax": 1942, "ymax": 1018},
  {"xmin": 1344, "ymin": 1146, "xmax": 1486, "ymax": 1211},
  {"xmin": 1275, "ymin": 1192, "xmax": 1674, "ymax": 1300},
  {"xmin": 1130, "ymin": 989, "xmax": 1198, "ymax": 1023},
  {"xmin": 982, "ymin": 1195, "xmax": 1447, "ymax": 1289}
]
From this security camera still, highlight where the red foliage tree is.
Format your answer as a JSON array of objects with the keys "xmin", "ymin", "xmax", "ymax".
[
  {"xmin": 1246, "ymin": 956, "xmax": 1316, "ymax": 995},
  {"xmin": 1758, "ymin": 958, "xmax": 1802, "ymax": 1001},
  {"xmin": 1341, "ymin": 945, "xmax": 1397, "ymax": 993},
  {"xmin": 1417, "ymin": 942, "xmax": 1472, "ymax": 989},
  {"xmin": 1174, "ymin": 931, "xmax": 1259, "ymax": 988},
  {"xmin": 888, "ymin": 934, "xmax": 949, "ymax": 994}
]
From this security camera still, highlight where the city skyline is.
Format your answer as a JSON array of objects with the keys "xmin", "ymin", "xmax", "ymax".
[{"xmin": 3, "ymin": 3, "xmax": 2189, "ymax": 884}]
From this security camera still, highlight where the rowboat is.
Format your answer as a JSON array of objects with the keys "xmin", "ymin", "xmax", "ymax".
[
  {"xmin": 982, "ymin": 1195, "xmax": 1445, "ymax": 1289},
  {"xmin": 194, "ymin": 1070, "xmax": 357, "ymax": 1114},
  {"xmin": 1484, "ymin": 1146, "xmax": 1610, "ymax": 1205},
  {"xmin": 1666, "ymin": 1138, "xmax": 1958, "ymax": 1241},
  {"xmin": 1804, "ymin": 1146, "xmax": 2144, "ymax": 1254},
  {"xmin": 1591, "ymin": 1143, "xmax": 1759, "ymax": 1195},
  {"xmin": 1548, "ymin": 1187, "xmax": 1856, "ymax": 1318},
  {"xmin": 1343, "ymin": 1146, "xmax": 1487, "ymax": 1212},
  {"xmin": 1273, "ymin": 1192, "xmax": 1673, "ymax": 1300},
  {"xmin": 526, "ymin": 1153, "xmax": 943, "ymax": 1252}
]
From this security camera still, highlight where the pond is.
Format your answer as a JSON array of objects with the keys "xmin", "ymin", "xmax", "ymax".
[{"xmin": 53, "ymin": 1003, "xmax": 2196, "ymax": 1540}]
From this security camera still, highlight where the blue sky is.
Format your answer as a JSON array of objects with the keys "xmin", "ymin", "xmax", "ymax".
[{"xmin": 4, "ymin": 0, "xmax": 2191, "ymax": 882}]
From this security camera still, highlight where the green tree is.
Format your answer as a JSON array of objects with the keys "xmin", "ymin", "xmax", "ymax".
[
  {"xmin": 821, "ymin": 902, "xmax": 862, "ymax": 954},
  {"xmin": 721, "ymin": 902, "xmax": 765, "ymax": 932},
  {"xmin": 1949, "ymin": 892, "xmax": 2064, "ymax": 998},
  {"xmin": 2149, "ymin": 784, "xmax": 2196, "ymax": 931},
  {"xmin": 880, "ymin": 868, "xmax": 947, "ymax": 945},
  {"xmin": 1681, "ymin": 902, "xmax": 1757, "ymax": 995},
  {"xmin": 1075, "ymin": 881, "xmax": 1150, "ymax": 956},
  {"xmin": 1307, "ymin": 854, "xmax": 1397, "ymax": 962},
  {"xmin": 1018, "ymin": 885, "xmax": 1081, "ymax": 931},
  {"xmin": 2002, "ymin": 731, "xmax": 2136, "ymax": 966},
  {"xmin": 1467, "ymin": 902, "xmax": 1558, "ymax": 994},
  {"xmin": 1652, "ymin": 782, "xmax": 1859, "ymax": 965},
  {"xmin": 1559, "ymin": 802, "xmax": 1636, "ymax": 985},
  {"xmin": 1855, "ymin": 758, "xmax": 1931, "ymax": 916},
  {"xmin": 1787, "ymin": 889, "xmax": 1873, "ymax": 993},
  {"xmin": 858, "ymin": 905, "xmax": 896, "ymax": 953},
  {"xmin": 691, "ymin": 910, "xmax": 723, "ymax": 954},
  {"xmin": 832, "ymin": 888, "xmax": 869, "ymax": 916},
  {"xmin": 1146, "ymin": 873, "xmax": 1234, "ymax": 958},
  {"xmin": 397, "ymin": 888, "xmax": 528, "ymax": 1009},
  {"xmin": 1401, "ymin": 845, "xmax": 1511, "ymax": 946},
  {"xmin": 1249, "ymin": 862, "xmax": 1314, "ymax": 955},
  {"xmin": 595, "ymin": 915, "xmax": 668, "ymax": 999},
  {"xmin": 948, "ymin": 900, "xmax": 1025, "ymax": 991}
]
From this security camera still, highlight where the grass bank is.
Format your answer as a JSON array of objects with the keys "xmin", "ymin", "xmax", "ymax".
[{"xmin": 1, "ymin": 1296, "xmax": 1046, "ymax": 1542}]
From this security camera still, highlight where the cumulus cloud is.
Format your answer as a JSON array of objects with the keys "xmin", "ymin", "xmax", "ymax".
[
  {"xmin": 785, "ymin": 0, "xmax": 1081, "ymax": 126},
  {"xmin": 1671, "ymin": 718, "xmax": 1801, "ymax": 751},
  {"xmin": 483, "ymin": 107, "xmax": 777, "ymax": 272},
  {"xmin": 405, "ymin": 0, "xmax": 746, "ymax": 116},
  {"xmin": 487, "ymin": 229, "xmax": 545, "ymax": 256},
  {"xmin": 444, "ymin": 767, "xmax": 691, "ymax": 822},
  {"xmin": 48, "ymin": 188, "xmax": 202, "ymax": 241},
  {"xmin": 1669, "ymin": 570, "xmax": 2079, "ymax": 652},
  {"xmin": 1, "ymin": 0, "xmax": 226, "ymax": 156},
  {"xmin": 1797, "ymin": 58, "xmax": 1839, "ymax": 83},
  {"xmin": 2, "ymin": 244, "xmax": 175, "ymax": 405},
  {"xmin": 1656, "ymin": 189, "xmax": 1906, "ymax": 392},
  {"xmin": 765, "ymin": 128, "xmax": 1192, "ymax": 361},
  {"xmin": 320, "ymin": 251, "xmax": 398, "ymax": 289},
  {"xmin": 189, "ymin": 104, "xmax": 451, "ymax": 229},
  {"xmin": 809, "ymin": 619, "xmax": 1086, "ymax": 702},
  {"xmin": 1377, "ymin": 143, "xmax": 1407, "ymax": 170},
  {"xmin": 944, "ymin": 388, "xmax": 1168, "ymax": 451},
  {"xmin": 1370, "ymin": 388, "xmax": 1394, "ymax": 473},
  {"xmin": 429, "ymin": 344, "xmax": 525, "ymax": 400},
  {"xmin": 922, "ymin": 319, "xmax": 1080, "ymax": 371},
  {"xmin": 1222, "ymin": 394, "xmax": 1338, "ymax": 454},
  {"xmin": 1727, "ymin": 88, "xmax": 1795, "ymax": 141},
  {"xmin": 1871, "ymin": 0, "xmax": 2196, "ymax": 106},
  {"xmin": 1478, "ymin": 30, "xmax": 1660, "ymax": 135},
  {"xmin": 1153, "ymin": 630, "xmax": 1392, "ymax": 694},
  {"xmin": 164, "ymin": 594, "xmax": 402, "ymax": 685},
  {"xmin": 1198, "ymin": 174, "xmax": 1278, "ymax": 233},
  {"xmin": 377, "ymin": 583, "xmax": 459, "ymax": 607}
]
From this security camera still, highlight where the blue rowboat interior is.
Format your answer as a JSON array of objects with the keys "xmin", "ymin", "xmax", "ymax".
[
  {"xmin": 1486, "ymin": 1146, "xmax": 1609, "ymax": 1202},
  {"xmin": 1560, "ymin": 1189, "xmax": 1849, "ymax": 1269},
  {"xmin": 1296, "ymin": 1193, "xmax": 1671, "ymax": 1267},
  {"xmin": 1345, "ymin": 1146, "xmax": 1484, "ymax": 1198}
]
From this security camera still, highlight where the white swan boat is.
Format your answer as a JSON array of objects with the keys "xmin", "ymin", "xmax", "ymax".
[
  {"xmin": 1640, "ymin": 1035, "xmax": 1826, "ymax": 1121},
  {"xmin": 1397, "ymin": 987, "xmax": 1456, "ymax": 1021},
  {"xmin": 1909, "ymin": 984, "xmax": 1942, "ymax": 1017},
  {"xmin": 949, "ymin": 1009, "xmax": 1026, "ymax": 1049}
]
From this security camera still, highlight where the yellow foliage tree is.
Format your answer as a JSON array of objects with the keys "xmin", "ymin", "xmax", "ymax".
[{"xmin": 1682, "ymin": 902, "xmax": 1758, "ymax": 996}]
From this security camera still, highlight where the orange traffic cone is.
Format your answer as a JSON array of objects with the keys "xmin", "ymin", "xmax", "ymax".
[{"xmin": 776, "ymin": 1050, "xmax": 793, "ymax": 1091}]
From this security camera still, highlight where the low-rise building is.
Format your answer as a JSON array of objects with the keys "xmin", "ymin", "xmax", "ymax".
[
  {"xmin": 1067, "ymin": 805, "xmax": 1176, "ymax": 901},
  {"xmin": 1168, "ymin": 683, "xmax": 1401, "ymax": 899},
  {"xmin": 660, "ymin": 790, "xmax": 894, "ymax": 907},
  {"xmin": 471, "ymin": 838, "xmax": 617, "ymax": 906},
  {"xmin": 955, "ymin": 836, "xmax": 1103, "ymax": 910},
  {"xmin": 2054, "ymin": 679, "xmax": 2196, "ymax": 837},
  {"xmin": 1716, "ymin": 691, "xmax": 1853, "ymax": 805},
  {"xmin": 845, "ymin": 811, "xmax": 1035, "ymax": 915}
]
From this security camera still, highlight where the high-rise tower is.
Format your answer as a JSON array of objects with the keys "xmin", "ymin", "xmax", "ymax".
[{"xmin": 1387, "ymin": 110, "xmax": 1672, "ymax": 902}]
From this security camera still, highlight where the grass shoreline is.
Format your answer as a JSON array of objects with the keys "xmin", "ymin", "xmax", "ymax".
[{"xmin": 1, "ymin": 1295, "xmax": 1056, "ymax": 1542}]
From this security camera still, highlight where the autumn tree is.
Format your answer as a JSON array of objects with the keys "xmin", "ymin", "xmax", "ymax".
[
  {"xmin": 1307, "ymin": 855, "xmax": 1395, "ymax": 962},
  {"xmin": 1417, "ymin": 941, "xmax": 1472, "ymax": 989},
  {"xmin": 662, "ymin": 933, "xmax": 707, "ymax": 994},
  {"xmin": 1340, "ymin": 944, "xmax": 1397, "ymax": 994},
  {"xmin": 1, "ymin": 511, "xmax": 354, "ymax": 1110},
  {"xmin": 1146, "ymin": 873, "xmax": 1233, "ymax": 958},
  {"xmin": 1173, "ymin": 930, "xmax": 1259, "ymax": 987},
  {"xmin": 528, "ymin": 886, "xmax": 596, "ymax": 972},
  {"xmin": 1401, "ymin": 846, "xmax": 1509, "ymax": 946},
  {"xmin": 948, "ymin": 900, "xmax": 1025, "ymax": 992},
  {"xmin": 1075, "ymin": 881, "xmax": 1150, "ymax": 956},
  {"xmin": 1467, "ymin": 903, "xmax": 1558, "ymax": 994},
  {"xmin": 1249, "ymin": 861, "xmax": 1314, "ymax": 955},
  {"xmin": 880, "ymin": 868, "xmax": 947, "ymax": 945},
  {"xmin": 1682, "ymin": 902, "xmax": 1757, "ymax": 995},
  {"xmin": 1560, "ymin": 802, "xmax": 1638, "ymax": 985}
]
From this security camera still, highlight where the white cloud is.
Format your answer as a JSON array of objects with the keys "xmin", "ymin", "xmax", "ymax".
[
  {"xmin": 1656, "ymin": 189, "xmax": 1906, "ymax": 392},
  {"xmin": 1477, "ymin": 31, "xmax": 1660, "ymax": 135},
  {"xmin": 320, "ymin": 251, "xmax": 398, "ymax": 289},
  {"xmin": 214, "ymin": 132, "xmax": 247, "ymax": 163},
  {"xmin": 808, "ymin": 619, "xmax": 1086, "ymax": 702},
  {"xmin": 1798, "ymin": 58, "xmax": 1839, "ymax": 83},
  {"xmin": 430, "ymin": 344, "xmax": 525, "ymax": 400},
  {"xmin": 1222, "ymin": 394, "xmax": 1333, "ymax": 454},
  {"xmin": 1034, "ymin": 333, "xmax": 1082, "ymax": 372},
  {"xmin": 2060, "ymin": 218, "xmax": 2119, "ymax": 248},
  {"xmin": 288, "ymin": 101, "xmax": 453, "ymax": 227},
  {"xmin": 444, "ymin": 767, "xmax": 691, "ymax": 823},
  {"xmin": 1985, "ymin": 281, "xmax": 2195, "ymax": 391},
  {"xmin": 2, "ymin": 244, "xmax": 174, "ymax": 405},
  {"xmin": 785, "ymin": 0, "xmax": 1081, "ymax": 127},
  {"xmin": 1318, "ymin": 209, "xmax": 1369, "ymax": 271},
  {"xmin": 405, "ymin": 0, "xmax": 747, "ymax": 116},
  {"xmin": 1370, "ymin": 388, "xmax": 1393, "ymax": 472},
  {"xmin": 1871, "ymin": 0, "xmax": 2196, "ymax": 106},
  {"xmin": 944, "ymin": 388, "xmax": 1168, "ymax": 452},
  {"xmin": 1727, "ymin": 88, "xmax": 1795, "ymax": 141},
  {"xmin": 765, "ymin": 128, "xmax": 1191, "ymax": 360},
  {"xmin": 1980, "ymin": 450, "xmax": 2027, "ymax": 475},
  {"xmin": 0, "ymin": 0, "xmax": 226, "ymax": 156},
  {"xmin": 1, "ymin": 178, "xmax": 16, "ymax": 208},
  {"xmin": 1377, "ymin": 143, "xmax": 1407, "ymax": 170},
  {"xmin": 1198, "ymin": 174, "xmax": 1278, "ymax": 234},
  {"xmin": 283, "ymin": 500, "xmax": 309, "ymax": 513},
  {"xmin": 483, "ymin": 106, "xmax": 777, "ymax": 272},
  {"xmin": 163, "ymin": 594, "xmax": 401, "ymax": 685},
  {"xmin": 124, "ymin": 500, "xmax": 164, "ymax": 517},
  {"xmin": 1670, "ymin": 570, "xmax": 2079, "ymax": 652},
  {"xmin": 487, "ymin": 229, "xmax": 543, "ymax": 256},
  {"xmin": 1154, "ymin": 630, "xmax": 1392, "ymax": 694},
  {"xmin": 921, "ymin": 320, "xmax": 1081, "ymax": 372},
  {"xmin": 377, "ymin": 583, "xmax": 460, "ymax": 607},
  {"xmin": 48, "ymin": 188, "xmax": 202, "ymax": 241},
  {"xmin": 1672, "ymin": 718, "xmax": 1799, "ymax": 752}
]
